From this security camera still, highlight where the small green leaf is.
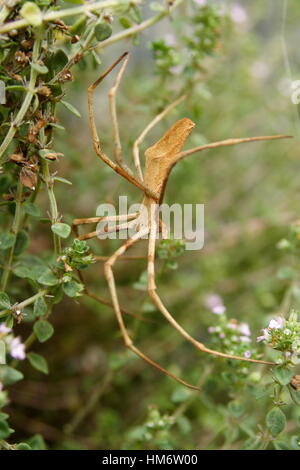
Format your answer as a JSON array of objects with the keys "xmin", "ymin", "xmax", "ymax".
[
  {"xmin": 31, "ymin": 62, "xmax": 49, "ymax": 74},
  {"xmin": 0, "ymin": 418, "xmax": 11, "ymax": 439},
  {"xmin": 119, "ymin": 17, "xmax": 132, "ymax": 29},
  {"xmin": 60, "ymin": 100, "xmax": 81, "ymax": 118},
  {"xmin": 37, "ymin": 269, "xmax": 58, "ymax": 286},
  {"xmin": 34, "ymin": 320, "xmax": 54, "ymax": 343},
  {"xmin": 276, "ymin": 266, "xmax": 296, "ymax": 280},
  {"xmin": 53, "ymin": 176, "xmax": 72, "ymax": 185},
  {"xmin": 228, "ymin": 400, "xmax": 245, "ymax": 418},
  {"xmin": 20, "ymin": 2, "xmax": 42, "ymax": 26},
  {"xmin": 129, "ymin": 5, "xmax": 142, "ymax": 24},
  {"xmin": 27, "ymin": 434, "xmax": 47, "ymax": 450},
  {"xmin": 0, "ymin": 292, "xmax": 11, "ymax": 309},
  {"xmin": 288, "ymin": 385, "xmax": 300, "ymax": 405},
  {"xmin": 0, "ymin": 365, "xmax": 23, "ymax": 385},
  {"xmin": 23, "ymin": 202, "xmax": 41, "ymax": 217},
  {"xmin": 63, "ymin": 280, "xmax": 84, "ymax": 298},
  {"xmin": 51, "ymin": 223, "xmax": 71, "ymax": 239},
  {"xmin": 49, "ymin": 49, "xmax": 68, "ymax": 72},
  {"xmin": 94, "ymin": 22, "xmax": 112, "ymax": 42},
  {"xmin": 0, "ymin": 340, "xmax": 6, "ymax": 365},
  {"xmin": 273, "ymin": 367, "xmax": 293, "ymax": 386},
  {"xmin": 273, "ymin": 441, "xmax": 290, "ymax": 450},
  {"xmin": 16, "ymin": 443, "xmax": 31, "ymax": 450},
  {"xmin": 0, "ymin": 232, "xmax": 15, "ymax": 250},
  {"xmin": 266, "ymin": 407, "xmax": 286, "ymax": 437},
  {"xmin": 27, "ymin": 352, "xmax": 49, "ymax": 374},
  {"xmin": 171, "ymin": 387, "xmax": 191, "ymax": 404},
  {"xmin": 14, "ymin": 230, "xmax": 29, "ymax": 256},
  {"xmin": 33, "ymin": 297, "xmax": 48, "ymax": 317}
]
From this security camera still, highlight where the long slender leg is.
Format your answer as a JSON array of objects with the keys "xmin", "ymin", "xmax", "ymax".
[
  {"xmin": 73, "ymin": 213, "xmax": 138, "ymax": 240},
  {"xmin": 147, "ymin": 208, "xmax": 275, "ymax": 365},
  {"xmin": 88, "ymin": 52, "xmax": 158, "ymax": 201},
  {"xmin": 108, "ymin": 53, "xmax": 132, "ymax": 174},
  {"xmin": 104, "ymin": 229, "xmax": 200, "ymax": 390},
  {"xmin": 175, "ymin": 134, "xmax": 292, "ymax": 163},
  {"xmin": 133, "ymin": 95, "xmax": 186, "ymax": 181},
  {"xmin": 77, "ymin": 221, "xmax": 134, "ymax": 241}
]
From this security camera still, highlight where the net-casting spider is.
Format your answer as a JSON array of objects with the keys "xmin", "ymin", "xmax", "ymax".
[{"xmin": 73, "ymin": 52, "xmax": 290, "ymax": 390}]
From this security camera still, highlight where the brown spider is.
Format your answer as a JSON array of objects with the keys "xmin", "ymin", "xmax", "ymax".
[{"xmin": 73, "ymin": 52, "xmax": 290, "ymax": 390}]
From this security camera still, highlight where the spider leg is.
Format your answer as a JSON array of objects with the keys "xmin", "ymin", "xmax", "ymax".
[
  {"xmin": 72, "ymin": 213, "xmax": 138, "ymax": 240},
  {"xmin": 88, "ymin": 52, "xmax": 159, "ymax": 201},
  {"xmin": 77, "ymin": 220, "xmax": 134, "ymax": 241},
  {"xmin": 175, "ymin": 134, "xmax": 292, "ymax": 163},
  {"xmin": 108, "ymin": 53, "xmax": 132, "ymax": 174},
  {"xmin": 133, "ymin": 95, "xmax": 186, "ymax": 181},
  {"xmin": 147, "ymin": 208, "xmax": 275, "ymax": 365},
  {"xmin": 104, "ymin": 229, "xmax": 201, "ymax": 390}
]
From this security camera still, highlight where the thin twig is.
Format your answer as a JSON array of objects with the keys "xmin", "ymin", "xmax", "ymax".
[
  {"xmin": 0, "ymin": 180, "xmax": 23, "ymax": 291},
  {"xmin": 0, "ymin": 31, "xmax": 42, "ymax": 162},
  {"xmin": 0, "ymin": 0, "xmax": 142, "ymax": 35}
]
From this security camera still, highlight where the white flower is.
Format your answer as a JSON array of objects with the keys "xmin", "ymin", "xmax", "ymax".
[
  {"xmin": 268, "ymin": 317, "xmax": 285, "ymax": 330},
  {"xmin": 239, "ymin": 323, "xmax": 251, "ymax": 336},
  {"xmin": 230, "ymin": 4, "xmax": 247, "ymax": 23},
  {"xmin": 193, "ymin": 0, "xmax": 207, "ymax": 5},
  {"xmin": 284, "ymin": 328, "xmax": 291, "ymax": 335},
  {"xmin": 205, "ymin": 294, "xmax": 226, "ymax": 315},
  {"xmin": 257, "ymin": 328, "xmax": 270, "ymax": 343},
  {"xmin": 0, "ymin": 324, "xmax": 11, "ymax": 335},
  {"xmin": 240, "ymin": 336, "xmax": 251, "ymax": 343},
  {"xmin": 9, "ymin": 337, "xmax": 26, "ymax": 360}
]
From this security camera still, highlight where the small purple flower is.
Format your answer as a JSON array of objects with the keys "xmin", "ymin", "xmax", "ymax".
[
  {"xmin": 244, "ymin": 350, "xmax": 251, "ymax": 359},
  {"xmin": 0, "ymin": 324, "xmax": 11, "ymax": 335},
  {"xmin": 9, "ymin": 337, "xmax": 26, "ymax": 360},
  {"xmin": 257, "ymin": 328, "xmax": 270, "ymax": 343},
  {"xmin": 230, "ymin": 4, "xmax": 247, "ymax": 23},
  {"xmin": 239, "ymin": 323, "xmax": 251, "ymax": 336},
  {"xmin": 219, "ymin": 333, "xmax": 225, "ymax": 339},
  {"xmin": 268, "ymin": 317, "xmax": 285, "ymax": 330},
  {"xmin": 208, "ymin": 326, "xmax": 216, "ymax": 333},
  {"xmin": 240, "ymin": 336, "xmax": 251, "ymax": 343},
  {"xmin": 205, "ymin": 294, "xmax": 226, "ymax": 315}
]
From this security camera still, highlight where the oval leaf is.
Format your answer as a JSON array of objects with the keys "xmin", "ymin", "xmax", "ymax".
[
  {"xmin": 95, "ymin": 23, "xmax": 112, "ymax": 42},
  {"xmin": 60, "ymin": 100, "xmax": 81, "ymax": 118},
  {"xmin": 27, "ymin": 352, "xmax": 49, "ymax": 374},
  {"xmin": 266, "ymin": 407, "xmax": 286, "ymax": 437},
  {"xmin": 51, "ymin": 223, "xmax": 71, "ymax": 239},
  {"xmin": 34, "ymin": 320, "xmax": 54, "ymax": 343}
]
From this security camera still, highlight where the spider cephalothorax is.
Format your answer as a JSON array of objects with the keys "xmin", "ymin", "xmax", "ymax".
[{"xmin": 73, "ymin": 53, "xmax": 290, "ymax": 390}]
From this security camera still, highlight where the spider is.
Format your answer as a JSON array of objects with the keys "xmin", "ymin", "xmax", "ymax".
[{"xmin": 73, "ymin": 52, "xmax": 290, "ymax": 390}]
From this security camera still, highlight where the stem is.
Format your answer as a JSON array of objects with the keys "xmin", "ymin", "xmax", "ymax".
[
  {"xmin": 49, "ymin": 23, "xmax": 97, "ymax": 84},
  {"xmin": 0, "ymin": 32, "xmax": 42, "ymax": 162},
  {"xmin": 0, "ymin": 180, "xmax": 23, "ymax": 291},
  {"xmin": 0, "ymin": 5, "xmax": 11, "ymax": 24},
  {"xmin": 0, "ymin": 0, "xmax": 142, "ymax": 35},
  {"xmin": 0, "ymin": 289, "xmax": 48, "ymax": 319},
  {"xmin": 64, "ymin": 369, "xmax": 113, "ymax": 435},
  {"xmin": 40, "ymin": 159, "xmax": 61, "ymax": 257},
  {"xmin": 93, "ymin": 0, "xmax": 184, "ymax": 52}
]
